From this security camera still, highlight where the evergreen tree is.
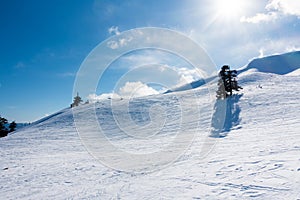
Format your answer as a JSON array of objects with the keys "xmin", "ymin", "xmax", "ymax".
[
  {"xmin": 216, "ymin": 65, "xmax": 242, "ymax": 99},
  {"xmin": 72, "ymin": 93, "xmax": 83, "ymax": 107},
  {"xmin": 9, "ymin": 121, "xmax": 17, "ymax": 132},
  {"xmin": 0, "ymin": 116, "xmax": 8, "ymax": 137}
]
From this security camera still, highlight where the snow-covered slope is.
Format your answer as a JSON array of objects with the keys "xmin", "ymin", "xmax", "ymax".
[
  {"xmin": 285, "ymin": 68, "xmax": 300, "ymax": 76},
  {"xmin": 164, "ymin": 51, "xmax": 300, "ymax": 94},
  {"xmin": 1, "ymin": 67, "xmax": 300, "ymax": 199},
  {"xmin": 239, "ymin": 51, "xmax": 300, "ymax": 75},
  {"xmin": 164, "ymin": 76, "xmax": 217, "ymax": 94}
]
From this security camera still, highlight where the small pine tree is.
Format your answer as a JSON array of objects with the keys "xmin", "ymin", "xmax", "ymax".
[
  {"xmin": 216, "ymin": 66, "xmax": 242, "ymax": 99},
  {"xmin": 72, "ymin": 93, "xmax": 83, "ymax": 107},
  {"xmin": 0, "ymin": 116, "xmax": 8, "ymax": 137},
  {"xmin": 9, "ymin": 121, "xmax": 17, "ymax": 132}
]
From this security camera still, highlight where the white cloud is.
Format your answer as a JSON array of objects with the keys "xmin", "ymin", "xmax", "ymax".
[
  {"xmin": 261, "ymin": 37, "xmax": 300, "ymax": 55},
  {"xmin": 107, "ymin": 26, "xmax": 134, "ymax": 49},
  {"xmin": 118, "ymin": 81, "xmax": 159, "ymax": 98},
  {"xmin": 107, "ymin": 36, "xmax": 133, "ymax": 49},
  {"xmin": 108, "ymin": 26, "xmax": 120, "ymax": 35},
  {"xmin": 241, "ymin": 0, "xmax": 300, "ymax": 23},
  {"xmin": 285, "ymin": 45, "xmax": 300, "ymax": 52},
  {"xmin": 258, "ymin": 48, "xmax": 264, "ymax": 58},
  {"xmin": 266, "ymin": 0, "xmax": 300, "ymax": 17},
  {"xmin": 119, "ymin": 37, "xmax": 132, "ymax": 46},
  {"xmin": 107, "ymin": 41, "xmax": 119, "ymax": 49},
  {"xmin": 167, "ymin": 66, "xmax": 204, "ymax": 87},
  {"xmin": 241, "ymin": 36, "xmax": 300, "ymax": 63},
  {"xmin": 87, "ymin": 93, "xmax": 121, "ymax": 103},
  {"xmin": 87, "ymin": 82, "xmax": 159, "ymax": 102},
  {"xmin": 240, "ymin": 12, "xmax": 278, "ymax": 23},
  {"xmin": 177, "ymin": 75, "xmax": 194, "ymax": 86}
]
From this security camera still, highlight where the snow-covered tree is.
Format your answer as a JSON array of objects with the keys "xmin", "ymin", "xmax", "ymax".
[
  {"xmin": 71, "ymin": 93, "xmax": 83, "ymax": 107},
  {"xmin": 216, "ymin": 65, "xmax": 242, "ymax": 99}
]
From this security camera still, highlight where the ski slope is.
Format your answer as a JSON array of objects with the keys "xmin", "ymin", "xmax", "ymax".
[{"xmin": 1, "ymin": 58, "xmax": 300, "ymax": 199}]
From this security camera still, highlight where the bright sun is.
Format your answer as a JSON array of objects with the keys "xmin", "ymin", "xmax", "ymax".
[{"xmin": 216, "ymin": 0, "xmax": 246, "ymax": 19}]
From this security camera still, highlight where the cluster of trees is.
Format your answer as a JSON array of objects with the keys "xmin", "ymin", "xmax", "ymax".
[
  {"xmin": 0, "ymin": 116, "xmax": 17, "ymax": 138},
  {"xmin": 216, "ymin": 65, "xmax": 243, "ymax": 99}
]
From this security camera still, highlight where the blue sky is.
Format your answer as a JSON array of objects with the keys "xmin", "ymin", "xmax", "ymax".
[{"xmin": 1, "ymin": 0, "xmax": 300, "ymax": 122}]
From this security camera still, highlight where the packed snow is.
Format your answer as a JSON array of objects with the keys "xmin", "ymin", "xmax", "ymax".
[{"xmin": 1, "ymin": 53, "xmax": 300, "ymax": 199}]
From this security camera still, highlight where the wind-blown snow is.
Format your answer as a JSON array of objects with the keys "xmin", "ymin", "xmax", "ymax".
[{"xmin": 1, "ymin": 53, "xmax": 300, "ymax": 199}]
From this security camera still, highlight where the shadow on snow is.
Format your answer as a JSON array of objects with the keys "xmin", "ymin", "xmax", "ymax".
[{"xmin": 210, "ymin": 94, "xmax": 243, "ymax": 138}]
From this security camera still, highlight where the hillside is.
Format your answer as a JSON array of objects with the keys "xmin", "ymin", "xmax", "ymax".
[
  {"xmin": 239, "ymin": 51, "xmax": 300, "ymax": 75},
  {"xmin": 166, "ymin": 51, "xmax": 300, "ymax": 94},
  {"xmin": 1, "ymin": 52, "xmax": 300, "ymax": 199}
]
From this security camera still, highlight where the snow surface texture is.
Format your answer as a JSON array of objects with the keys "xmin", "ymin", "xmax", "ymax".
[{"xmin": 1, "ymin": 54, "xmax": 300, "ymax": 199}]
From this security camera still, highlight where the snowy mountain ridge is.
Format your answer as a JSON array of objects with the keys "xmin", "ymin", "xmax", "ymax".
[
  {"xmin": 239, "ymin": 51, "xmax": 300, "ymax": 75},
  {"xmin": 1, "ymin": 52, "xmax": 300, "ymax": 199},
  {"xmin": 165, "ymin": 51, "xmax": 300, "ymax": 94}
]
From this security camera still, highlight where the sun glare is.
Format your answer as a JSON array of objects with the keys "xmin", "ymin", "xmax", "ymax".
[{"xmin": 216, "ymin": 0, "xmax": 246, "ymax": 19}]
